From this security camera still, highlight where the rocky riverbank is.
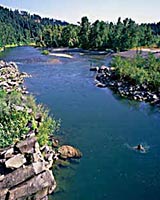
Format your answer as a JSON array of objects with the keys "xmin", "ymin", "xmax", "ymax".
[
  {"xmin": 0, "ymin": 60, "xmax": 30, "ymax": 94},
  {"xmin": 0, "ymin": 135, "xmax": 82, "ymax": 200},
  {"xmin": 91, "ymin": 66, "xmax": 160, "ymax": 105},
  {"xmin": 0, "ymin": 60, "xmax": 82, "ymax": 200},
  {"xmin": 0, "ymin": 136, "xmax": 56, "ymax": 200}
]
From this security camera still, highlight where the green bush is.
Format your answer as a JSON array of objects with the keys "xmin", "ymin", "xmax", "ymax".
[
  {"xmin": 0, "ymin": 90, "xmax": 59, "ymax": 148},
  {"xmin": 36, "ymin": 104, "xmax": 60, "ymax": 146},
  {"xmin": 111, "ymin": 54, "xmax": 160, "ymax": 89},
  {"xmin": 42, "ymin": 50, "xmax": 49, "ymax": 55}
]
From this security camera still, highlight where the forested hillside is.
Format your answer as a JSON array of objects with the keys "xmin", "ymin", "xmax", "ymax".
[
  {"xmin": 0, "ymin": 6, "xmax": 160, "ymax": 51},
  {"xmin": 0, "ymin": 6, "xmax": 68, "ymax": 47}
]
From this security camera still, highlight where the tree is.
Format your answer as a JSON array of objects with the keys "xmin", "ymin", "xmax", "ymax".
[
  {"xmin": 0, "ymin": 6, "xmax": 67, "ymax": 48},
  {"xmin": 42, "ymin": 26, "xmax": 53, "ymax": 47},
  {"xmin": 111, "ymin": 17, "xmax": 123, "ymax": 51},
  {"xmin": 79, "ymin": 16, "xmax": 91, "ymax": 49},
  {"xmin": 0, "ymin": 5, "xmax": 158, "ymax": 50},
  {"xmin": 89, "ymin": 20, "xmax": 109, "ymax": 50},
  {"xmin": 61, "ymin": 24, "xmax": 79, "ymax": 47},
  {"xmin": 139, "ymin": 25, "xmax": 155, "ymax": 47}
]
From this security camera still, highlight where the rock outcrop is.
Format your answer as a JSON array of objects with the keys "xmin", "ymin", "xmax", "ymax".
[
  {"xmin": 5, "ymin": 154, "xmax": 26, "ymax": 169},
  {"xmin": 0, "ymin": 136, "xmax": 82, "ymax": 200},
  {"xmin": 8, "ymin": 170, "xmax": 55, "ymax": 200},
  {"xmin": 0, "ymin": 136, "xmax": 57, "ymax": 200},
  {"xmin": 93, "ymin": 65, "xmax": 160, "ymax": 105}
]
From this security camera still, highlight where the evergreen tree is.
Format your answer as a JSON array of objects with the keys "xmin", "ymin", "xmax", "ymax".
[
  {"xmin": 61, "ymin": 25, "xmax": 79, "ymax": 47},
  {"xmin": 79, "ymin": 16, "xmax": 91, "ymax": 49},
  {"xmin": 0, "ymin": 6, "xmax": 159, "ymax": 51}
]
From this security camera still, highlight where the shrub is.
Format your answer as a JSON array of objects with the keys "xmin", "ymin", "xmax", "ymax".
[
  {"xmin": 42, "ymin": 50, "xmax": 49, "ymax": 55},
  {"xmin": 36, "ymin": 104, "xmax": 60, "ymax": 146},
  {"xmin": 111, "ymin": 54, "xmax": 160, "ymax": 89},
  {"xmin": 0, "ymin": 90, "xmax": 59, "ymax": 148}
]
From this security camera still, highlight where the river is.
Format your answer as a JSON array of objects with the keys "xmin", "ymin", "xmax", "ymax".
[{"xmin": 1, "ymin": 46, "xmax": 160, "ymax": 200}]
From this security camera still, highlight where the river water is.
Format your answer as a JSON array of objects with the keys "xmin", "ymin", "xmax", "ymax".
[{"xmin": 1, "ymin": 46, "xmax": 160, "ymax": 200}]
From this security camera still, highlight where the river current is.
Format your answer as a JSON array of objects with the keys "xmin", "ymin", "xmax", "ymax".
[{"xmin": 1, "ymin": 46, "xmax": 160, "ymax": 200}]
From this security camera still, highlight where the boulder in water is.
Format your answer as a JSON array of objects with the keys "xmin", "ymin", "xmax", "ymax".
[{"xmin": 58, "ymin": 145, "xmax": 82, "ymax": 159}]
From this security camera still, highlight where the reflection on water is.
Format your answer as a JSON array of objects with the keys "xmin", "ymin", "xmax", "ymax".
[
  {"xmin": 112, "ymin": 92, "xmax": 160, "ymax": 119},
  {"xmin": 1, "ymin": 46, "xmax": 160, "ymax": 200}
]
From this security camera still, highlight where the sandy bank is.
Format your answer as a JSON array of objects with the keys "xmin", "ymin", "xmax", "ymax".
[
  {"xmin": 114, "ymin": 48, "xmax": 160, "ymax": 59},
  {"xmin": 49, "ymin": 53, "xmax": 73, "ymax": 58}
]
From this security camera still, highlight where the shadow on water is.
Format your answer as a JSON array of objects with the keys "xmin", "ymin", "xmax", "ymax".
[{"xmin": 112, "ymin": 91, "xmax": 160, "ymax": 119}]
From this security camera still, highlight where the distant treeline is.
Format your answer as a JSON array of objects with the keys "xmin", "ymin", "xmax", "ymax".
[
  {"xmin": 0, "ymin": 6, "xmax": 68, "ymax": 47},
  {"xmin": 0, "ymin": 6, "xmax": 160, "ymax": 51}
]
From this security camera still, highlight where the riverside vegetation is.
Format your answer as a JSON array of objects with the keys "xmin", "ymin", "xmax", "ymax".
[
  {"xmin": 93, "ymin": 53, "xmax": 160, "ymax": 104},
  {"xmin": 0, "ymin": 61, "xmax": 82, "ymax": 200},
  {"xmin": 0, "ymin": 6, "xmax": 160, "ymax": 51},
  {"xmin": 0, "ymin": 61, "xmax": 59, "ymax": 148},
  {"xmin": 111, "ymin": 53, "xmax": 160, "ymax": 89},
  {"xmin": 0, "ymin": 6, "xmax": 84, "ymax": 199}
]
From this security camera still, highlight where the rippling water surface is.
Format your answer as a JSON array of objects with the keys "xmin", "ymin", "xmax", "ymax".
[{"xmin": 1, "ymin": 46, "xmax": 160, "ymax": 200}]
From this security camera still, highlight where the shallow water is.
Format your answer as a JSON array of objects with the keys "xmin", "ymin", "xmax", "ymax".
[{"xmin": 1, "ymin": 46, "xmax": 160, "ymax": 200}]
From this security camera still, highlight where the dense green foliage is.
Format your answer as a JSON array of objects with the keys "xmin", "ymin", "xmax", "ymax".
[
  {"xmin": 0, "ymin": 90, "xmax": 59, "ymax": 148},
  {"xmin": 0, "ymin": 6, "xmax": 159, "ymax": 51},
  {"xmin": 37, "ymin": 17, "xmax": 159, "ymax": 51},
  {"xmin": 111, "ymin": 53, "xmax": 160, "ymax": 89},
  {"xmin": 0, "ymin": 6, "xmax": 68, "ymax": 48},
  {"xmin": 150, "ymin": 22, "xmax": 160, "ymax": 35}
]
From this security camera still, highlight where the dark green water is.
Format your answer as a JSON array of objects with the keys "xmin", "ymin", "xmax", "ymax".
[{"xmin": 1, "ymin": 47, "xmax": 160, "ymax": 200}]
